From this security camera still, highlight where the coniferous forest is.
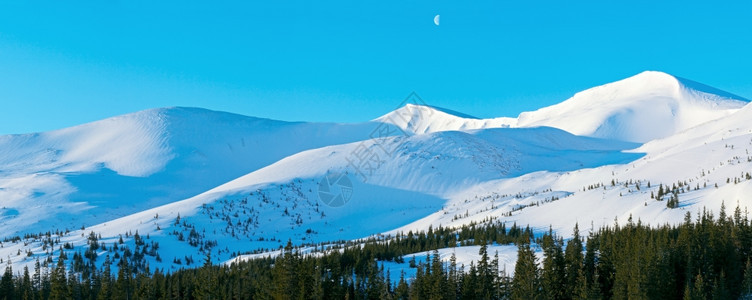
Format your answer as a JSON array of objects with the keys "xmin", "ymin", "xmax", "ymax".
[{"xmin": 2, "ymin": 206, "xmax": 752, "ymax": 299}]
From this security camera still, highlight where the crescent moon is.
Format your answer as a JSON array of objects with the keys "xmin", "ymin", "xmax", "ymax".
[{"xmin": 434, "ymin": 15, "xmax": 440, "ymax": 26}]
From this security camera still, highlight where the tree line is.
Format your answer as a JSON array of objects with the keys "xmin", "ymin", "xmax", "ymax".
[{"xmin": 3, "ymin": 205, "xmax": 752, "ymax": 299}]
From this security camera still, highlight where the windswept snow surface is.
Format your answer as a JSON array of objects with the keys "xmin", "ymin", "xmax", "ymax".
[{"xmin": 516, "ymin": 71, "xmax": 749, "ymax": 143}]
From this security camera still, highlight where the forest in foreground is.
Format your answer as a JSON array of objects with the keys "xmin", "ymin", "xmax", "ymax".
[{"xmin": 2, "ymin": 204, "xmax": 752, "ymax": 299}]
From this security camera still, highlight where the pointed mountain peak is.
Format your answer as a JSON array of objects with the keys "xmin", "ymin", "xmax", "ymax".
[
  {"xmin": 375, "ymin": 104, "xmax": 514, "ymax": 135},
  {"xmin": 381, "ymin": 104, "xmax": 479, "ymax": 120}
]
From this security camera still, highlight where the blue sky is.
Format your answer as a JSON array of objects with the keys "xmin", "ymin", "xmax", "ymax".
[{"xmin": 1, "ymin": 1, "xmax": 751, "ymax": 134}]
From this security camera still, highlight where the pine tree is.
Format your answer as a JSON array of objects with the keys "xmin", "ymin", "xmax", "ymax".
[
  {"xmin": 395, "ymin": 271, "xmax": 409, "ymax": 300},
  {"xmin": 49, "ymin": 252, "xmax": 69, "ymax": 300},
  {"xmin": 413, "ymin": 260, "xmax": 427, "ymax": 299},
  {"xmin": 21, "ymin": 266, "xmax": 33, "ymax": 300},
  {"xmin": 683, "ymin": 282, "xmax": 693, "ymax": 300},
  {"xmin": 98, "ymin": 255, "xmax": 113, "ymax": 300},
  {"xmin": 429, "ymin": 249, "xmax": 445, "ymax": 299},
  {"xmin": 491, "ymin": 251, "xmax": 502, "ymax": 299},
  {"xmin": 478, "ymin": 243, "xmax": 495, "ymax": 298},
  {"xmin": 114, "ymin": 256, "xmax": 133, "ymax": 300},
  {"xmin": 0, "ymin": 265, "xmax": 14, "ymax": 300},
  {"xmin": 742, "ymin": 259, "xmax": 752, "ymax": 299},
  {"xmin": 31, "ymin": 258, "xmax": 41, "ymax": 291},
  {"xmin": 512, "ymin": 241, "xmax": 539, "ymax": 300},
  {"xmin": 39, "ymin": 262, "xmax": 51, "ymax": 300},
  {"xmin": 582, "ymin": 234, "xmax": 597, "ymax": 291},
  {"xmin": 272, "ymin": 240, "xmax": 297, "ymax": 300},
  {"xmin": 712, "ymin": 271, "xmax": 730, "ymax": 300},
  {"xmin": 447, "ymin": 252, "xmax": 459, "ymax": 300},
  {"xmin": 462, "ymin": 262, "xmax": 479, "ymax": 299},
  {"xmin": 565, "ymin": 223, "xmax": 584, "ymax": 296},
  {"xmin": 195, "ymin": 266, "xmax": 219, "ymax": 300},
  {"xmin": 68, "ymin": 266, "xmax": 83, "ymax": 300},
  {"xmin": 657, "ymin": 184, "xmax": 665, "ymax": 200},
  {"xmin": 541, "ymin": 230, "xmax": 566, "ymax": 300},
  {"xmin": 692, "ymin": 273, "xmax": 706, "ymax": 300},
  {"xmin": 573, "ymin": 268, "xmax": 591, "ymax": 300},
  {"xmin": 499, "ymin": 267, "xmax": 513, "ymax": 300}
]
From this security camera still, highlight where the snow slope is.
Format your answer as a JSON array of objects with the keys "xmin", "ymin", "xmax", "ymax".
[
  {"xmin": 393, "ymin": 101, "xmax": 752, "ymax": 240},
  {"xmin": 0, "ymin": 107, "xmax": 388, "ymax": 235},
  {"xmin": 375, "ymin": 104, "xmax": 516, "ymax": 135},
  {"xmin": 516, "ymin": 71, "xmax": 749, "ymax": 143},
  {"xmin": 215, "ymin": 126, "xmax": 640, "ymax": 196},
  {"xmin": 376, "ymin": 72, "xmax": 748, "ymax": 143}
]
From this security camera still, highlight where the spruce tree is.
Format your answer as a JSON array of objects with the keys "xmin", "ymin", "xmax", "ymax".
[
  {"xmin": 541, "ymin": 230, "xmax": 566, "ymax": 300},
  {"xmin": 582, "ymin": 234, "xmax": 597, "ymax": 291},
  {"xmin": 98, "ymin": 255, "xmax": 113, "ymax": 300},
  {"xmin": 573, "ymin": 268, "xmax": 591, "ymax": 300},
  {"xmin": 512, "ymin": 241, "xmax": 539, "ymax": 300},
  {"xmin": 692, "ymin": 273, "xmax": 706, "ymax": 300},
  {"xmin": 21, "ymin": 266, "xmax": 33, "ymax": 300},
  {"xmin": 492, "ymin": 251, "xmax": 501, "ymax": 299},
  {"xmin": 429, "ymin": 249, "xmax": 445, "ymax": 299},
  {"xmin": 0, "ymin": 265, "xmax": 14, "ymax": 300},
  {"xmin": 478, "ymin": 243, "xmax": 495, "ymax": 298},
  {"xmin": 499, "ymin": 267, "xmax": 513, "ymax": 299},
  {"xmin": 394, "ymin": 271, "xmax": 409, "ymax": 299},
  {"xmin": 683, "ymin": 282, "xmax": 693, "ymax": 300},
  {"xmin": 114, "ymin": 256, "xmax": 133, "ymax": 300},
  {"xmin": 49, "ymin": 253, "xmax": 69, "ymax": 300},
  {"xmin": 742, "ymin": 259, "xmax": 752, "ymax": 299},
  {"xmin": 271, "ymin": 240, "xmax": 297, "ymax": 300},
  {"xmin": 447, "ymin": 252, "xmax": 459, "ymax": 300},
  {"xmin": 712, "ymin": 271, "xmax": 731, "ymax": 300},
  {"xmin": 33, "ymin": 258, "xmax": 41, "ymax": 292},
  {"xmin": 565, "ymin": 223, "xmax": 584, "ymax": 296},
  {"xmin": 462, "ymin": 262, "xmax": 479, "ymax": 299}
]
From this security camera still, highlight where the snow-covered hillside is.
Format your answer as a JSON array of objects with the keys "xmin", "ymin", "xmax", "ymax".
[
  {"xmin": 393, "ymin": 100, "xmax": 752, "ymax": 239},
  {"xmin": 375, "ymin": 71, "xmax": 748, "ymax": 143},
  {"xmin": 1, "ymin": 71, "xmax": 750, "ymax": 274},
  {"xmin": 0, "ymin": 107, "xmax": 386, "ymax": 235},
  {"xmin": 220, "ymin": 127, "xmax": 639, "ymax": 195},
  {"xmin": 516, "ymin": 71, "xmax": 749, "ymax": 142},
  {"xmin": 375, "ymin": 104, "xmax": 515, "ymax": 134}
]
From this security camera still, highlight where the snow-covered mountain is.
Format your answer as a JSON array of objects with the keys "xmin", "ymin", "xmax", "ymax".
[
  {"xmin": 375, "ymin": 71, "xmax": 748, "ymax": 143},
  {"xmin": 0, "ymin": 107, "xmax": 387, "ymax": 235},
  {"xmin": 1, "ymin": 71, "xmax": 750, "ymax": 272},
  {"xmin": 517, "ymin": 71, "xmax": 748, "ymax": 143}
]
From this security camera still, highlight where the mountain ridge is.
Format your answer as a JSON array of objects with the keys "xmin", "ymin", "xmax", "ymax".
[
  {"xmin": 374, "ymin": 71, "xmax": 749, "ymax": 142},
  {"xmin": 1, "ymin": 71, "xmax": 751, "ymax": 273},
  {"xmin": 0, "ymin": 106, "xmax": 390, "ymax": 235}
]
